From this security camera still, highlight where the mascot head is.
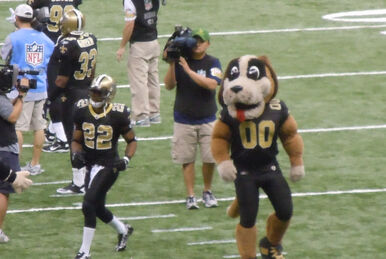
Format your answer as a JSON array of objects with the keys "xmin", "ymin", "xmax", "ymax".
[{"xmin": 219, "ymin": 55, "xmax": 278, "ymax": 121}]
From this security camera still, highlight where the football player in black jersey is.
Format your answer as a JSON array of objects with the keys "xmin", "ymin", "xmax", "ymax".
[
  {"xmin": 46, "ymin": 9, "xmax": 98, "ymax": 194},
  {"xmin": 27, "ymin": 0, "xmax": 83, "ymax": 43},
  {"xmin": 27, "ymin": 1, "xmax": 83, "ymax": 153},
  {"xmin": 72, "ymin": 75, "xmax": 136, "ymax": 259}
]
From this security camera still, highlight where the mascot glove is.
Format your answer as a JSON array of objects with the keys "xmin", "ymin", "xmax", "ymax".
[
  {"xmin": 217, "ymin": 160, "xmax": 237, "ymax": 182},
  {"xmin": 12, "ymin": 171, "xmax": 33, "ymax": 193},
  {"xmin": 290, "ymin": 165, "xmax": 305, "ymax": 182}
]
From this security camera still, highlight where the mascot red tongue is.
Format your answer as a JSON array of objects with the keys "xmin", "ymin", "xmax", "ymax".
[
  {"xmin": 236, "ymin": 109, "xmax": 246, "ymax": 122},
  {"xmin": 211, "ymin": 55, "xmax": 305, "ymax": 259}
]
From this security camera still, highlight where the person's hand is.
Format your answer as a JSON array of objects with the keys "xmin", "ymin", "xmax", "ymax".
[
  {"xmin": 113, "ymin": 156, "xmax": 130, "ymax": 172},
  {"xmin": 116, "ymin": 47, "xmax": 125, "ymax": 62},
  {"xmin": 12, "ymin": 171, "xmax": 33, "ymax": 193},
  {"xmin": 178, "ymin": 57, "xmax": 191, "ymax": 72}
]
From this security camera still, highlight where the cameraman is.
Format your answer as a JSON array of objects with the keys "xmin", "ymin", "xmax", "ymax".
[
  {"xmin": 1, "ymin": 4, "xmax": 54, "ymax": 175},
  {"xmin": 0, "ymin": 77, "xmax": 33, "ymax": 243},
  {"xmin": 164, "ymin": 28, "xmax": 222, "ymax": 210}
]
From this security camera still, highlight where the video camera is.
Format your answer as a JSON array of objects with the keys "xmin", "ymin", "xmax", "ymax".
[
  {"xmin": 0, "ymin": 64, "xmax": 38, "ymax": 94},
  {"xmin": 163, "ymin": 26, "xmax": 197, "ymax": 62}
]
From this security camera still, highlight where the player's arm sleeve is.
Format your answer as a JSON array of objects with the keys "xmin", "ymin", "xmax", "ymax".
[
  {"xmin": 27, "ymin": 0, "xmax": 49, "ymax": 9},
  {"xmin": 278, "ymin": 100, "xmax": 290, "ymax": 126},
  {"xmin": 120, "ymin": 106, "xmax": 134, "ymax": 135},
  {"xmin": 57, "ymin": 42, "xmax": 74, "ymax": 77},
  {"xmin": 73, "ymin": 107, "xmax": 83, "ymax": 131}
]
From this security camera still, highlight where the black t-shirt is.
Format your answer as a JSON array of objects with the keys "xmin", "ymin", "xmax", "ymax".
[{"xmin": 174, "ymin": 54, "xmax": 222, "ymax": 120}]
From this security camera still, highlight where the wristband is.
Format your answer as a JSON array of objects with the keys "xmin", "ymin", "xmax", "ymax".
[
  {"xmin": 4, "ymin": 169, "xmax": 16, "ymax": 183},
  {"xmin": 123, "ymin": 156, "xmax": 130, "ymax": 166},
  {"xmin": 17, "ymin": 95, "xmax": 24, "ymax": 101}
]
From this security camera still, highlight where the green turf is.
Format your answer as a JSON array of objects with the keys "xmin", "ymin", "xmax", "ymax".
[{"xmin": 1, "ymin": 0, "xmax": 386, "ymax": 258}]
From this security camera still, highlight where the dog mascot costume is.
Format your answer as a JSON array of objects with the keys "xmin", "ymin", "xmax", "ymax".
[{"xmin": 211, "ymin": 55, "xmax": 305, "ymax": 259}]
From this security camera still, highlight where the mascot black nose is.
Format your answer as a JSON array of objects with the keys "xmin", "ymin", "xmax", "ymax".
[{"xmin": 231, "ymin": 85, "xmax": 243, "ymax": 93}]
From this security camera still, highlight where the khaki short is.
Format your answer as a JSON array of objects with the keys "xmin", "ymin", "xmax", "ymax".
[
  {"xmin": 16, "ymin": 100, "xmax": 46, "ymax": 131},
  {"xmin": 171, "ymin": 121, "xmax": 215, "ymax": 164}
]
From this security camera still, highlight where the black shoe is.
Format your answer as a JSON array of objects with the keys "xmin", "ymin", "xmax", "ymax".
[
  {"xmin": 56, "ymin": 183, "xmax": 85, "ymax": 194},
  {"xmin": 43, "ymin": 139, "xmax": 69, "ymax": 153},
  {"xmin": 44, "ymin": 128, "xmax": 56, "ymax": 144},
  {"xmin": 74, "ymin": 252, "xmax": 91, "ymax": 259},
  {"xmin": 259, "ymin": 236, "xmax": 285, "ymax": 259},
  {"xmin": 116, "ymin": 224, "xmax": 134, "ymax": 252}
]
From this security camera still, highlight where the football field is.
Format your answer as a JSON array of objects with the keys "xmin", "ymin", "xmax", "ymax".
[{"xmin": 0, "ymin": 0, "xmax": 385, "ymax": 258}]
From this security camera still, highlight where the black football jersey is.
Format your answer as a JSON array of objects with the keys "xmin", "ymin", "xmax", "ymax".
[
  {"xmin": 57, "ymin": 32, "xmax": 97, "ymax": 90},
  {"xmin": 27, "ymin": 0, "xmax": 83, "ymax": 42},
  {"xmin": 73, "ymin": 99, "xmax": 132, "ymax": 167},
  {"xmin": 220, "ymin": 99, "xmax": 289, "ymax": 172}
]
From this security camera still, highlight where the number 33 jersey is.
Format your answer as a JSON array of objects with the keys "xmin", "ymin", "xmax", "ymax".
[
  {"xmin": 56, "ymin": 31, "xmax": 97, "ymax": 90},
  {"xmin": 73, "ymin": 99, "xmax": 132, "ymax": 167},
  {"xmin": 219, "ymin": 99, "xmax": 289, "ymax": 172}
]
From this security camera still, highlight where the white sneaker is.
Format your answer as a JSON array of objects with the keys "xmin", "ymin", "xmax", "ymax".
[
  {"xmin": 0, "ymin": 230, "xmax": 9, "ymax": 243},
  {"xmin": 149, "ymin": 113, "xmax": 161, "ymax": 124},
  {"xmin": 21, "ymin": 162, "xmax": 45, "ymax": 176},
  {"xmin": 202, "ymin": 191, "xmax": 218, "ymax": 208},
  {"xmin": 131, "ymin": 117, "xmax": 150, "ymax": 127},
  {"xmin": 186, "ymin": 196, "xmax": 199, "ymax": 210}
]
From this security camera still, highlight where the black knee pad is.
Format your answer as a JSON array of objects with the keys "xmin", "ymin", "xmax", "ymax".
[{"xmin": 276, "ymin": 209, "xmax": 293, "ymax": 222}]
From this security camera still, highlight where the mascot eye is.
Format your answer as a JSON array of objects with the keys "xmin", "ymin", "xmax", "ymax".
[
  {"xmin": 248, "ymin": 66, "xmax": 260, "ymax": 80},
  {"xmin": 229, "ymin": 66, "xmax": 240, "ymax": 80}
]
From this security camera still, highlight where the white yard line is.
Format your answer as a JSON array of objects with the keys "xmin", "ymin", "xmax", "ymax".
[
  {"xmin": 99, "ymin": 24, "xmax": 386, "ymax": 41},
  {"xmin": 116, "ymin": 70, "xmax": 386, "ymax": 88},
  {"xmin": 152, "ymin": 226, "xmax": 212, "ymax": 233},
  {"xmin": 2, "ymin": 24, "xmax": 386, "ymax": 46},
  {"xmin": 21, "ymin": 124, "xmax": 386, "ymax": 148},
  {"xmin": 188, "ymin": 239, "xmax": 235, "ymax": 246},
  {"xmin": 118, "ymin": 214, "xmax": 176, "ymax": 221},
  {"xmin": 33, "ymin": 180, "xmax": 70, "ymax": 186},
  {"xmin": 8, "ymin": 188, "xmax": 386, "ymax": 214}
]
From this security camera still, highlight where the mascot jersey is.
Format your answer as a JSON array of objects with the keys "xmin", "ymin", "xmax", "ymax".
[{"xmin": 219, "ymin": 99, "xmax": 289, "ymax": 173}]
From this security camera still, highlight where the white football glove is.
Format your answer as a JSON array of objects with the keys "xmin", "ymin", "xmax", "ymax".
[
  {"xmin": 290, "ymin": 165, "xmax": 305, "ymax": 182},
  {"xmin": 217, "ymin": 160, "xmax": 237, "ymax": 182},
  {"xmin": 6, "ymin": 8, "xmax": 16, "ymax": 24},
  {"xmin": 12, "ymin": 171, "xmax": 33, "ymax": 193}
]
